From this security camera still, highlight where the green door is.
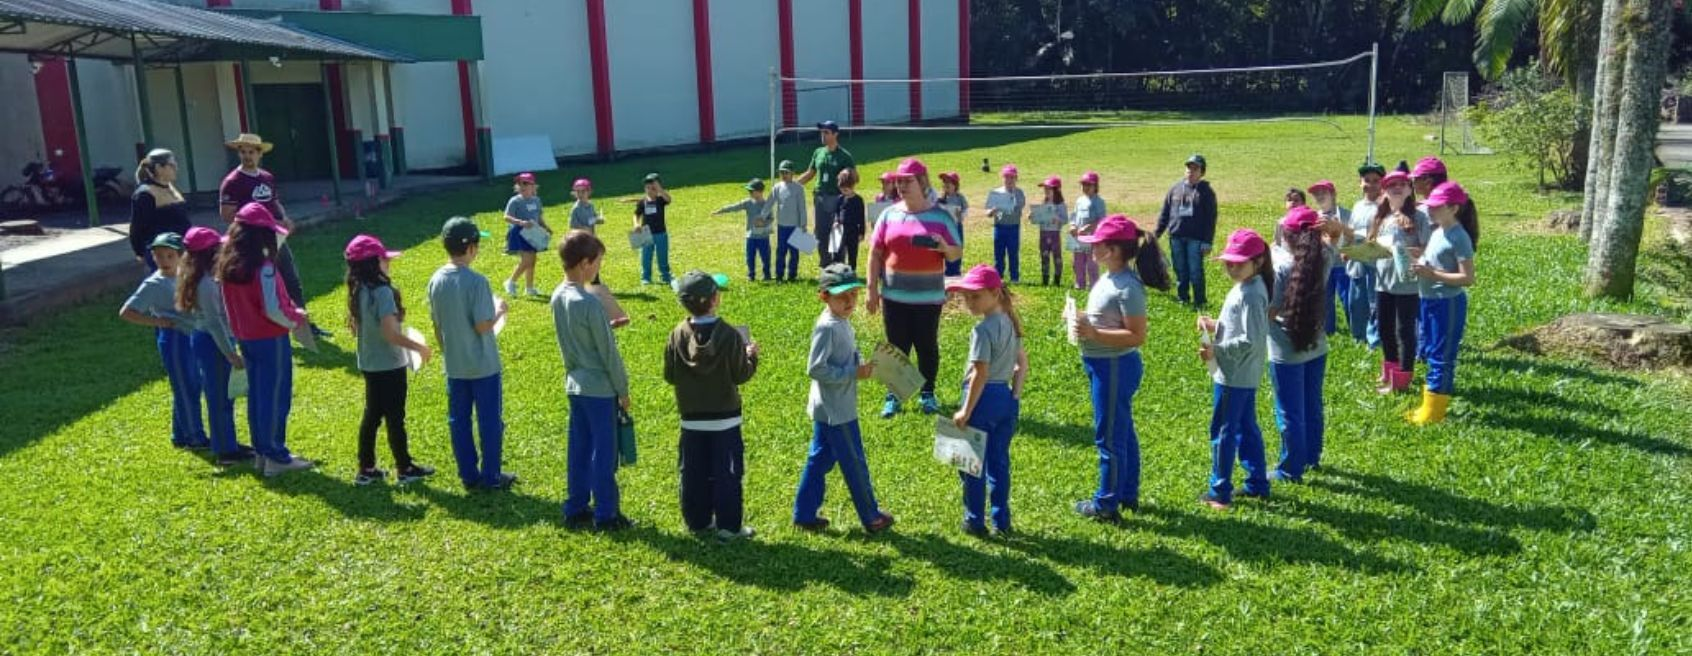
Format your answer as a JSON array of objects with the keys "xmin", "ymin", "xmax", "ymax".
[{"xmin": 251, "ymin": 84, "xmax": 331, "ymax": 181}]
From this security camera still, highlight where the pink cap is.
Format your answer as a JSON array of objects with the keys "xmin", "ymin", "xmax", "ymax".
[
  {"xmin": 233, "ymin": 202, "xmax": 288, "ymax": 235},
  {"xmin": 1216, "ymin": 228, "xmax": 1268, "ymax": 263},
  {"xmin": 344, "ymin": 234, "xmax": 402, "ymax": 262},
  {"xmin": 1306, "ymin": 179, "xmax": 1336, "ymax": 195},
  {"xmin": 1279, "ymin": 206, "xmax": 1324, "ymax": 233},
  {"xmin": 945, "ymin": 264, "xmax": 1004, "ymax": 292},
  {"xmin": 1424, "ymin": 181, "xmax": 1469, "ymax": 209},
  {"xmin": 1000, "ymin": 164, "xmax": 1019, "ymax": 177},
  {"xmin": 1077, "ymin": 214, "xmax": 1139, "ymax": 243},
  {"xmin": 1410, "ymin": 156, "xmax": 1447, "ymax": 179},
  {"xmin": 515, "ymin": 172, "xmax": 537, "ymax": 184},
  {"xmin": 938, "ymin": 171, "xmax": 960, "ymax": 184},
  {"xmin": 878, "ymin": 171, "xmax": 896, "ymax": 183},
  {"xmin": 1381, "ymin": 170, "xmax": 1411, "ymax": 189},
  {"xmin": 572, "ymin": 177, "xmax": 591, "ymax": 189},
  {"xmin": 1039, "ymin": 175, "xmax": 1062, "ymax": 188},
  {"xmin": 183, "ymin": 226, "xmax": 223, "ymax": 252},
  {"xmin": 892, "ymin": 157, "xmax": 928, "ymax": 179},
  {"xmin": 1080, "ymin": 171, "xmax": 1100, "ymax": 185}
]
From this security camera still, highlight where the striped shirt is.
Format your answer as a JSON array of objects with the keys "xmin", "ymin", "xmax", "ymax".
[{"xmin": 870, "ymin": 203, "xmax": 961, "ymax": 305}]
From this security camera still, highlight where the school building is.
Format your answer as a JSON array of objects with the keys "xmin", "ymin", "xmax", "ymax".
[{"xmin": 0, "ymin": 0, "xmax": 968, "ymax": 217}]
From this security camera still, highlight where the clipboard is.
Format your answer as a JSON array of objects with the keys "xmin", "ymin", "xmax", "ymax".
[
  {"xmin": 986, "ymin": 190, "xmax": 1017, "ymax": 215},
  {"xmin": 628, "ymin": 225, "xmax": 653, "ymax": 250},
  {"xmin": 933, "ymin": 417, "xmax": 986, "ymax": 478},
  {"xmin": 1339, "ymin": 240, "xmax": 1392, "ymax": 261},
  {"xmin": 871, "ymin": 342, "xmax": 926, "ymax": 401},
  {"xmin": 788, "ymin": 229, "xmax": 818, "ymax": 253},
  {"xmin": 1030, "ymin": 204, "xmax": 1062, "ymax": 229}
]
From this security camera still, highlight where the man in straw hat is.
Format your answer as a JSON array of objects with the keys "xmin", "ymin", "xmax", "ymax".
[{"xmin": 218, "ymin": 132, "xmax": 329, "ymax": 338}]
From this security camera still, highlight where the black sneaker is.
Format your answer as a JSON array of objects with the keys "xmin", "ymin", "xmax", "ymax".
[
  {"xmin": 959, "ymin": 521, "xmax": 988, "ymax": 538},
  {"xmin": 864, "ymin": 512, "xmax": 896, "ymax": 534},
  {"xmin": 309, "ymin": 323, "xmax": 333, "ymax": 338},
  {"xmin": 216, "ymin": 445, "xmax": 256, "ymax": 466},
  {"xmin": 595, "ymin": 515, "xmax": 633, "ymax": 532},
  {"xmin": 488, "ymin": 472, "xmax": 518, "ymax": 490},
  {"xmin": 564, "ymin": 510, "xmax": 595, "ymax": 530},
  {"xmin": 1073, "ymin": 500, "xmax": 1122, "ymax": 523},
  {"xmin": 794, "ymin": 517, "xmax": 831, "ymax": 532},
  {"xmin": 396, "ymin": 464, "xmax": 436, "ymax": 484},
  {"xmin": 354, "ymin": 468, "xmax": 387, "ymax": 486}
]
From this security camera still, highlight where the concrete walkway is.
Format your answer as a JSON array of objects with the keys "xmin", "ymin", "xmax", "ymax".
[
  {"xmin": 0, "ymin": 174, "xmax": 478, "ymax": 324},
  {"xmin": 1655, "ymin": 124, "xmax": 1692, "ymax": 171}
]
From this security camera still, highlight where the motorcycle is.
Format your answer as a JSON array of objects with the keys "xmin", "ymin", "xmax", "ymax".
[
  {"xmin": 0, "ymin": 161, "xmax": 71, "ymax": 212},
  {"xmin": 93, "ymin": 166, "xmax": 134, "ymax": 204}
]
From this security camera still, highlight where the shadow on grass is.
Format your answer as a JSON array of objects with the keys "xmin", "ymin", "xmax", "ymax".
[
  {"xmin": 1275, "ymin": 496, "xmax": 1523, "ymax": 557},
  {"xmin": 257, "ymin": 468, "xmax": 431, "ymax": 522},
  {"xmin": 412, "ymin": 484, "xmax": 561, "ymax": 529},
  {"xmin": 1465, "ymin": 352, "xmax": 1641, "ymax": 389},
  {"xmin": 1015, "ymin": 416, "xmax": 1098, "ymax": 448},
  {"xmin": 611, "ymin": 525, "xmax": 917, "ymax": 597},
  {"xmin": 1311, "ymin": 467, "xmax": 1597, "ymax": 534},
  {"xmin": 1459, "ymin": 361, "xmax": 1688, "ymax": 457},
  {"xmin": 999, "ymin": 532, "xmax": 1225, "ymax": 589},
  {"xmin": 1139, "ymin": 505, "xmax": 1413, "ymax": 575},
  {"xmin": 884, "ymin": 532, "xmax": 1076, "ymax": 597}
]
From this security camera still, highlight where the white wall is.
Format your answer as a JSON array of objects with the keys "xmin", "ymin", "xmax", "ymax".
[
  {"xmin": 859, "ymin": 0, "xmax": 909, "ymax": 124},
  {"xmin": 0, "ymin": 55, "xmax": 45, "ymax": 177},
  {"xmin": 709, "ymin": 0, "xmax": 778, "ymax": 140},
  {"xmin": 603, "ymin": 0, "xmax": 699, "ymax": 150},
  {"xmin": 389, "ymin": 61, "xmax": 463, "ymax": 170},
  {"xmin": 791, "ymin": 0, "xmax": 851, "ymax": 128},
  {"xmin": 75, "ymin": 61, "xmax": 143, "ymax": 175},
  {"xmin": 920, "ymin": 0, "xmax": 959, "ymax": 119},
  {"xmin": 477, "ymin": 0, "xmax": 598, "ymax": 156}
]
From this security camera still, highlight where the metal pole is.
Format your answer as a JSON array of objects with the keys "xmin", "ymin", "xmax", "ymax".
[
  {"xmin": 131, "ymin": 35, "xmax": 154, "ymax": 149},
  {"xmin": 768, "ymin": 66, "xmax": 777, "ymax": 179},
  {"xmin": 238, "ymin": 60, "xmax": 255, "ymax": 132},
  {"xmin": 1366, "ymin": 42, "xmax": 1378, "ymax": 165},
  {"xmin": 321, "ymin": 63, "xmax": 343, "ymax": 206},
  {"xmin": 1438, "ymin": 75, "xmax": 1449, "ymax": 157},
  {"xmin": 66, "ymin": 58, "xmax": 100, "ymax": 226},
  {"xmin": 173, "ymin": 65, "xmax": 198, "ymax": 193}
]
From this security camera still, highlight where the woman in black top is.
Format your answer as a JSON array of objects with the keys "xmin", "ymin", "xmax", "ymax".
[{"xmin": 129, "ymin": 148, "xmax": 192, "ymax": 271}]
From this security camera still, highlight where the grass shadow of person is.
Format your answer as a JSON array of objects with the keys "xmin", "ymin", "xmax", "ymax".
[
  {"xmin": 1466, "ymin": 351, "xmax": 1642, "ymax": 389},
  {"xmin": 245, "ymin": 467, "xmax": 429, "ymax": 523},
  {"xmin": 607, "ymin": 525, "xmax": 916, "ymax": 598},
  {"xmin": 1463, "ymin": 408, "xmax": 1691, "ymax": 457},
  {"xmin": 1137, "ymin": 505, "xmax": 1414, "ymax": 575},
  {"xmin": 1013, "ymin": 415, "xmax": 1099, "ymax": 449},
  {"xmin": 1311, "ymin": 467, "xmax": 1599, "ymax": 533},
  {"xmin": 412, "ymin": 483, "xmax": 562, "ymax": 529},
  {"xmin": 882, "ymin": 531, "xmax": 1076, "ymax": 597},
  {"xmin": 1272, "ymin": 496, "xmax": 1524, "ymax": 557},
  {"xmin": 998, "ymin": 531, "xmax": 1225, "ymax": 589}
]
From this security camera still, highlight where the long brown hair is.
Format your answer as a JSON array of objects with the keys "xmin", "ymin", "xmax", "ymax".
[
  {"xmin": 1368, "ymin": 188, "xmax": 1421, "ymax": 244},
  {"xmin": 215, "ymin": 222, "xmax": 277, "ymax": 285},
  {"xmin": 1043, "ymin": 186, "xmax": 1065, "ymax": 205},
  {"xmin": 995, "ymin": 286, "xmax": 1025, "ymax": 338},
  {"xmin": 1103, "ymin": 233, "xmax": 1172, "ymax": 291},
  {"xmin": 346, "ymin": 257, "xmax": 403, "ymax": 333},
  {"xmin": 1277, "ymin": 229, "xmax": 1326, "ymax": 352},
  {"xmin": 174, "ymin": 247, "xmax": 218, "ymax": 313}
]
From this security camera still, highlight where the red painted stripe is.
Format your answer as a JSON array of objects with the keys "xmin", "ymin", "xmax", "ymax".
[
  {"xmin": 585, "ymin": 0, "xmax": 615, "ymax": 155},
  {"xmin": 232, "ymin": 63, "xmax": 249, "ymax": 132},
  {"xmin": 318, "ymin": 0, "xmax": 341, "ymax": 9},
  {"xmin": 776, "ymin": 0, "xmax": 796, "ymax": 128},
  {"xmin": 32, "ymin": 58, "xmax": 80, "ymax": 178},
  {"xmin": 956, "ymin": 0, "xmax": 969, "ymax": 118},
  {"xmin": 907, "ymin": 0, "xmax": 921, "ymax": 121},
  {"xmin": 691, "ymin": 0, "xmax": 715, "ymax": 143},
  {"xmin": 848, "ymin": 0, "xmax": 863, "ymax": 126},
  {"xmin": 452, "ymin": 0, "xmax": 477, "ymax": 164}
]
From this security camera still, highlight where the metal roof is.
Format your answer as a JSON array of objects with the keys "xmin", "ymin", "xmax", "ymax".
[{"xmin": 0, "ymin": 0, "xmax": 410, "ymax": 62}]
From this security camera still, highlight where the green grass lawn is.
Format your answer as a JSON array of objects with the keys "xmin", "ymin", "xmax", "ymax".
[{"xmin": 2, "ymin": 116, "xmax": 1689, "ymax": 654}]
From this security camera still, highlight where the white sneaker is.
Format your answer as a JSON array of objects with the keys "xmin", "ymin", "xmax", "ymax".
[
  {"xmin": 503, "ymin": 280, "xmax": 518, "ymax": 297},
  {"xmin": 526, "ymin": 286, "xmax": 542, "ymax": 297},
  {"xmin": 263, "ymin": 457, "xmax": 315, "ymax": 478},
  {"xmin": 716, "ymin": 526, "xmax": 756, "ymax": 542}
]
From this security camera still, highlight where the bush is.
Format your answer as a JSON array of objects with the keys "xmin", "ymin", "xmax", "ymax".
[{"xmin": 1465, "ymin": 68, "xmax": 1586, "ymax": 190}]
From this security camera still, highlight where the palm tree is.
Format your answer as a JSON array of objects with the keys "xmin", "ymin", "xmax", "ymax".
[{"xmin": 1402, "ymin": 0, "xmax": 1601, "ymax": 85}]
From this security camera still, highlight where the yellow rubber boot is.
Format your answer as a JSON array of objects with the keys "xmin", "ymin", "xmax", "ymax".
[{"xmin": 1405, "ymin": 389, "xmax": 1452, "ymax": 426}]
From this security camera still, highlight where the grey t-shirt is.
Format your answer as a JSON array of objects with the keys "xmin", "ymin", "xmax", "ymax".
[
  {"xmin": 989, "ymin": 187, "xmax": 1026, "ymax": 226},
  {"xmin": 967, "ymin": 310, "xmax": 1020, "ymax": 384},
  {"xmin": 122, "ymin": 271, "xmax": 189, "ymax": 333},
  {"xmin": 717, "ymin": 198, "xmax": 773, "ymax": 237},
  {"xmin": 767, "ymin": 180, "xmax": 808, "ymax": 229},
  {"xmin": 190, "ymin": 274, "xmax": 237, "ymax": 356},
  {"xmin": 1080, "ymin": 267, "xmax": 1147, "ymax": 359},
  {"xmin": 1070, "ymin": 195, "xmax": 1107, "ymax": 252},
  {"xmin": 1211, "ymin": 277, "xmax": 1269, "ymax": 387},
  {"xmin": 426, "ymin": 264, "xmax": 502, "ymax": 380},
  {"xmin": 1268, "ymin": 258, "xmax": 1329, "ymax": 364},
  {"xmin": 1345, "ymin": 199, "xmax": 1379, "ymax": 279},
  {"xmin": 506, "ymin": 195, "xmax": 542, "ymax": 223},
  {"xmin": 1374, "ymin": 209, "xmax": 1432, "ymax": 295},
  {"xmin": 807, "ymin": 309, "xmax": 860, "ymax": 426},
  {"xmin": 355, "ymin": 284, "xmax": 409, "ymax": 373},
  {"xmin": 569, "ymin": 200, "xmax": 598, "ymax": 232},
  {"xmin": 549, "ymin": 282, "xmax": 630, "ymax": 398},
  {"xmin": 1418, "ymin": 223, "xmax": 1475, "ymax": 299}
]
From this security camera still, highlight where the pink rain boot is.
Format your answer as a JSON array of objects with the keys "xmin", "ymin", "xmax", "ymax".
[
  {"xmin": 1390, "ymin": 366, "xmax": 1413, "ymax": 393},
  {"xmin": 1376, "ymin": 362, "xmax": 1399, "ymax": 395}
]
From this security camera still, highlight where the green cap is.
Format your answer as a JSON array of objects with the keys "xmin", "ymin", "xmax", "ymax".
[
  {"xmin": 441, "ymin": 216, "xmax": 489, "ymax": 246},
  {"xmin": 149, "ymin": 231, "xmax": 185, "ymax": 251},
  {"xmin": 1185, "ymin": 153, "xmax": 1207, "ymax": 170},
  {"xmin": 744, "ymin": 178, "xmax": 765, "ymax": 192},
  {"xmin": 643, "ymin": 172, "xmax": 662, "ymax": 184},
  {"xmin": 1357, "ymin": 162, "xmax": 1387, "ymax": 177},
  {"xmin": 673, "ymin": 270, "xmax": 730, "ymax": 301},
  {"xmin": 817, "ymin": 263, "xmax": 865, "ymax": 294},
  {"xmin": 777, "ymin": 160, "xmax": 795, "ymax": 173}
]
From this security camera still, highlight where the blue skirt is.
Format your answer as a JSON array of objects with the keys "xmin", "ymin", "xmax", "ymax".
[{"xmin": 505, "ymin": 225, "xmax": 538, "ymax": 254}]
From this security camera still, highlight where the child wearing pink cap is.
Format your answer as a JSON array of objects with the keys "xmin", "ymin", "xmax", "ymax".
[
  {"xmin": 986, "ymin": 165, "xmax": 1027, "ymax": 283},
  {"xmin": 218, "ymin": 203, "xmax": 315, "ymax": 476},
  {"xmin": 1198, "ymin": 228, "xmax": 1272, "ymax": 509},
  {"xmin": 1267, "ymin": 208, "xmax": 1332, "ymax": 480},
  {"xmin": 1406, "ymin": 157, "xmax": 1480, "ymax": 365},
  {"xmin": 567, "ymin": 178, "xmax": 600, "ymax": 234},
  {"xmin": 1071, "ymin": 215, "xmax": 1171, "ymax": 521},
  {"xmin": 175, "ymin": 226, "xmax": 254, "ymax": 465},
  {"xmin": 947, "ymin": 265, "xmax": 1029, "ymax": 535},
  {"xmin": 875, "ymin": 171, "xmax": 898, "ymax": 203},
  {"xmin": 502, "ymin": 173, "xmax": 552, "ymax": 298},
  {"xmin": 1034, "ymin": 176, "xmax": 1067, "ymax": 286},
  {"xmin": 937, "ymin": 172, "xmax": 969, "ymax": 277},
  {"xmin": 346, "ymin": 234, "xmax": 436, "ymax": 486},
  {"xmin": 1406, "ymin": 181, "xmax": 1477, "ymax": 425},
  {"xmin": 1068, "ymin": 172, "xmax": 1108, "ymax": 290},
  {"xmin": 1367, "ymin": 171, "xmax": 1431, "ymax": 394}
]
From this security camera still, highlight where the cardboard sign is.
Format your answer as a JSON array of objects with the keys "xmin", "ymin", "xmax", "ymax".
[
  {"xmin": 871, "ymin": 342, "xmax": 926, "ymax": 401},
  {"xmin": 933, "ymin": 417, "xmax": 987, "ymax": 478}
]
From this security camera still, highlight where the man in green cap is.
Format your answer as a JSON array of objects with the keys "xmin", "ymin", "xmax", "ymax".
[
  {"xmin": 798, "ymin": 120, "xmax": 856, "ymax": 268},
  {"xmin": 766, "ymin": 160, "xmax": 809, "ymax": 281},
  {"xmin": 427, "ymin": 216, "xmax": 517, "ymax": 491},
  {"xmin": 663, "ymin": 269, "xmax": 760, "ymax": 541}
]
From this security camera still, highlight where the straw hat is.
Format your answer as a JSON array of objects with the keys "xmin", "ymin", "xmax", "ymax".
[{"xmin": 224, "ymin": 133, "xmax": 274, "ymax": 153}]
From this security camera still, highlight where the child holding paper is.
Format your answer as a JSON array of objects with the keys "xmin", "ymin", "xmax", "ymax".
[
  {"xmin": 552, "ymin": 230, "xmax": 634, "ymax": 530},
  {"xmin": 793, "ymin": 263, "xmax": 896, "ymax": 534},
  {"xmin": 937, "ymin": 172, "xmax": 968, "ymax": 276},
  {"xmin": 713, "ymin": 178, "xmax": 772, "ymax": 281},
  {"xmin": 1068, "ymin": 171, "xmax": 1108, "ymax": 290},
  {"xmin": 629, "ymin": 172, "xmax": 675, "ymax": 285},
  {"xmin": 175, "ymin": 227, "xmax": 253, "ymax": 466},
  {"xmin": 1035, "ymin": 176, "xmax": 1067, "ymax": 286},
  {"xmin": 428, "ymin": 216, "xmax": 515, "ymax": 490},
  {"xmin": 767, "ymin": 162, "xmax": 808, "ymax": 282},
  {"xmin": 946, "ymin": 265, "xmax": 1028, "ymax": 536},
  {"xmin": 502, "ymin": 173, "xmax": 551, "ymax": 298},
  {"xmin": 1267, "ymin": 209, "xmax": 1330, "ymax": 481},
  {"xmin": 1198, "ymin": 227, "xmax": 1272, "ymax": 509},
  {"xmin": 1406, "ymin": 181, "xmax": 1477, "ymax": 426},
  {"xmin": 345, "ymin": 234, "xmax": 435, "ymax": 486},
  {"xmin": 987, "ymin": 165, "xmax": 1027, "ymax": 283},
  {"xmin": 120, "ymin": 231, "xmax": 210, "ymax": 451},
  {"xmin": 1368, "ymin": 171, "xmax": 1428, "ymax": 394},
  {"xmin": 834, "ymin": 168, "xmax": 866, "ymax": 270}
]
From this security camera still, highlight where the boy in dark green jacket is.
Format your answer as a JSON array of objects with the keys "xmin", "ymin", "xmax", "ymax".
[{"xmin": 663, "ymin": 270, "xmax": 760, "ymax": 541}]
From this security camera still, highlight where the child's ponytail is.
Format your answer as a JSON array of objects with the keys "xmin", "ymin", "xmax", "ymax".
[
  {"xmin": 998, "ymin": 286, "xmax": 1025, "ymax": 339},
  {"xmin": 1457, "ymin": 199, "xmax": 1480, "ymax": 249},
  {"xmin": 1134, "ymin": 233, "xmax": 1172, "ymax": 291}
]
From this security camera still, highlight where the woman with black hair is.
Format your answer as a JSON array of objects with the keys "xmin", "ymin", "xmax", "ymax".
[{"xmin": 1268, "ymin": 207, "xmax": 1333, "ymax": 481}]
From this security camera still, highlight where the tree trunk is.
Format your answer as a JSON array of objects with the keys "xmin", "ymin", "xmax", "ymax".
[
  {"xmin": 1584, "ymin": 0, "xmax": 1674, "ymax": 299},
  {"xmin": 1581, "ymin": 0, "xmax": 1626, "ymax": 242}
]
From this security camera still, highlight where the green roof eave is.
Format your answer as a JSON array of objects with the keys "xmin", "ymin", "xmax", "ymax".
[{"xmin": 222, "ymin": 10, "xmax": 482, "ymax": 63}]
